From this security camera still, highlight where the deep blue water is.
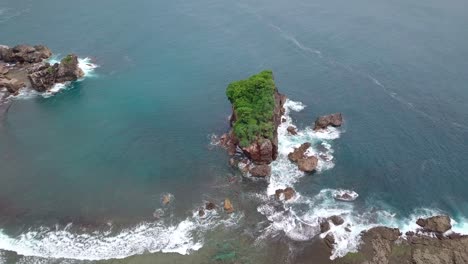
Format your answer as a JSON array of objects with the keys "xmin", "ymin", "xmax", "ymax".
[{"xmin": 1, "ymin": 0, "xmax": 468, "ymax": 262}]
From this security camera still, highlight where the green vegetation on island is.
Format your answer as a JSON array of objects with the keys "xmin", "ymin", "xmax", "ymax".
[
  {"xmin": 226, "ymin": 70, "xmax": 276, "ymax": 147},
  {"xmin": 61, "ymin": 54, "xmax": 74, "ymax": 64}
]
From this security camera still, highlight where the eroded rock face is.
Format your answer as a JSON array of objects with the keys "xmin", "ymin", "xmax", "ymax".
[
  {"xmin": 249, "ymin": 164, "xmax": 271, "ymax": 177},
  {"xmin": 324, "ymin": 233, "xmax": 335, "ymax": 249},
  {"xmin": 28, "ymin": 63, "xmax": 58, "ymax": 92},
  {"xmin": 288, "ymin": 143, "xmax": 311, "ymax": 162},
  {"xmin": 297, "ymin": 156, "xmax": 318, "ymax": 172},
  {"xmin": 1, "ymin": 45, "xmax": 52, "ymax": 63},
  {"xmin": 314, "ymin": 113, "xmax": 343, "ymax": 130},
  {"xmin": 275, "ymin": 187, "xmax": 296, "ymax": 201},
  {"xmin": 242, "ymin": 138, "xmax": 274, "ymax": 165},
  {"xmin": 416, "ymin": 215, "xmax": 452, "ymax": 233}
]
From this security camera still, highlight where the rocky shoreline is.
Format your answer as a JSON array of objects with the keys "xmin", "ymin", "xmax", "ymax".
[
  {"xmin": 0, "ymin": 44, "xmax": 84, "ymax": 99},
  {"xmin": 333, "ymin": 215, "xmax": 468, "ymax": 264}
]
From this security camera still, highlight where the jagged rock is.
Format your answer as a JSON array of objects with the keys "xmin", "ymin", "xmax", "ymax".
[
  {"xmin": 249, "ymin": 164, "xmax": 271, "ymax": 177},
  {"xmin": 275, "ymin": 187, "xmax": 296, "ymax": 201},
  {"xmin": 242, "ymin": 138, "xmax": 274, "ymax": 165},
  {"xmin": 297, "ymin": 156, "xmax": 318, "ymax": 172},
  {"xmin": 314, "ymin": 113, "xmax": 343, "ymax": 130},
  {"xmin": 55, "ymin": 54, "xmax": 84, "ymax": 83},
  {"xmin": 288, "ymin": 143, "xmax": 311, "ymax": 162},
  {"xmin": 287, "ymin": 126, "xmax": 297, "ymax": 135},
  {"xmin": 320, "ymin": 219, "xmax": 331, "ymax": 233},
  {"xmin": 1, "ymin": 44, "xmax": 52, "ymax": 63},
  {"xmin": 324, "ymin": 233, "xmax": 335, "ymax": 249},
  {"xmin": 205, "ymin": 202, "xmax": 216, "ymax": 210},
  {"xmin": 27, "ymin": 63, "xmax": 57, "ymax": 91},
  {"xmin": 416, "ymin": 215, "xmax": 452, "ymax": 233},
  {"xmin": 0, "ymin": 76, "xmax": 24, "ymax": 93},
  {"xmin": 224, "ymin": 198, "xmax": 234, "ymax": 213},
  {"xmin": 328, "ymin": 215, "xmax": 344, "ymax": 226}
]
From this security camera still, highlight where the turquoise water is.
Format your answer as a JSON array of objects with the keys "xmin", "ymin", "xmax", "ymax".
[{"xmin": 1, "ymin": 0, "xmax": 468, "ymax": 262}]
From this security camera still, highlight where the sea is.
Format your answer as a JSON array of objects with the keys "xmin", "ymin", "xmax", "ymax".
[{"xmin": 0, "ymin": 0, "xmax": 467, "ymax": 263}]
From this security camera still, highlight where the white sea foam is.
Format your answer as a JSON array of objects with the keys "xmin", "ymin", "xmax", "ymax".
[{"xmin": 0, "ymin": 205, "xmax": 243, "ymax": 261}]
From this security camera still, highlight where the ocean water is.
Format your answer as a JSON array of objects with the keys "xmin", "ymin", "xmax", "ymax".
[{"xmin": 1, "ymin": 0, "xmax": 468, "ymax": 263}]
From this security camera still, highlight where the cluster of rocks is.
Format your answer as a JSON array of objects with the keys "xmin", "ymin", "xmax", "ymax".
[
  {"xmin": 288, "ymin": 142, "xmax": 318, "ymax": 172},
  {"xmin": 0, "ymin": 44, "xmax": 84, "ymax": 96},
  {"xmin": 332, "ymin": 215, "xmax": 468, "ymax": 264}
]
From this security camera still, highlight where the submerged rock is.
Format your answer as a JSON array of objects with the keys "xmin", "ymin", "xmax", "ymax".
[
  {"xmin": 224, "ymin": 198, "xmax": 234, "ymax": 213},
  {"xmin": 198, "ymin": 209, "xmax": 205, "ymax": 217},
  {"xmin": 249, "ymin": 164, "xmax": 271, "ymax": 177},
  {"xmin": 314, "ymin": 113, "xmax": 343, "ymax": 130},
  {"xmin": 416, "ymin": 215, "xmax": 452, "ymax": 233}
]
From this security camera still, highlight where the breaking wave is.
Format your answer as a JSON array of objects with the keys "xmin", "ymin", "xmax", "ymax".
[{"xmin": 0, "ymin": 206, "xmax": 242, "ymax": 260}]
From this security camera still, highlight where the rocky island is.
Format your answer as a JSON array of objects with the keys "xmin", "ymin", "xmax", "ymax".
[
  {"xmin": 220, "ymin": 70, "xmax": 287, "ymax": 177},
  {"xmin": 0, "ymin": 44, "xmax": 84, "ymax": 98}
]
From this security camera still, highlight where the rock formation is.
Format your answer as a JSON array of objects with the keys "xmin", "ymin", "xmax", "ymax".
[
  {"xmin": 314, "ymin": 113, "xmax": 343, "ymax": 130},
  {"xmin": 416, "ymin": 215, "xmax": 452, "ymax": 233},
  {"xmin": 287, "ymin": 126, "xmax": 297, "ymax": 135},
  {"xmin": 224, "ymin": 198, "xmax": 234, "ymax": 213},
  {"xmin": 275, "ymin": 187, "xmax": 296, "ymax": 201},
  {"xmin": 249, "ymin": 164, "xmax": 271, "ymax": 177},
  {"xmin": 0, "ymin": 44, "xmax": 84, "ymax": 95},
  {"xmin": 222, "ymin": 71, "xmax": 286, "ymax": 168},
  {"xmin": 333, "ymin": 215, "xmax": 468, "ymax": 264}
]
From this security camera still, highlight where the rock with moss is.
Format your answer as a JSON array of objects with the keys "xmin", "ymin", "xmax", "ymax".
[{"xmin": 224, "ymin": 70, "xmax": 286, "ymax": 165}]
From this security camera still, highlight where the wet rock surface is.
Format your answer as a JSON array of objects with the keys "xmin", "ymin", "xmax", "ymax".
[{"xmin": 314, "ymin": 113, "xmax": 343, "ymax": 130}]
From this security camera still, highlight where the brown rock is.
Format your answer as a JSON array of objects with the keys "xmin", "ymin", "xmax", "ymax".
[
  {"xmin": 275, "ymin": 187, "xmax": 296, "ymax": 201},
  {"xmin": 205, "ymin": 202, "xmax": 216, "ymax": 210},
  {"xmin": 314, "ymin": 113, "xmax": 343, "ymax": 130},
  {"xmin": 249, "ymin": 164, "xmax": 271, "ymax": 177},
  {"xmin": 0, "ymin": 64, "xmax": 9, "ymax": 75},
  {"xmin": 161, "ymin": 194, "xmax": 172, "ymax": 205},
  {"xmin": 297, "ymin": 156, "xmax": 318, "ymax": 172},
  {"xmin": 242, "ymin": 138, "xmax": 274, "ymax": 164},
  {"xmin": 287, "ymin": 126, "xmax": 297, "ymax": 135},
  {"xmin": 320, "ymin": 219, "xmax": 331, "ymax": 233},
  {"xmin": 55, "ymin": 54, "xmax": 84, "ymax": 83},
  {"xmin": 0, "ymin": 76, "xmax": 24, "ymax": 93},
  {"xmin": 224, "ymin": 198, "xmax": 234, "ymax": 213},
  {"xmin": 328, "ymin": 215, "xmax": 345, "ymax": 226},
  {"xmin": 1, "ymin": 44, "xmax": 52, "ymax": 63},
  {"xmin": 416, "ymin": 215, "xmax": 452, "ymax": 233},
  {"xmin": 324, "ymin": 233, "xmax": 335, "ymax": 249},
  {"xmin": 198, "ymin": 209, "xmax": 205, "ymax": 217},
  {"xmin": 288, "ymin": 143, "xmax": 311, "ymax": 162}
]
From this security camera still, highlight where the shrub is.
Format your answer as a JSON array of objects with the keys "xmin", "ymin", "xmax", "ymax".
[
  {"xmin": 226, "ymin": 70, "xmax": 276, "ymax": 147},
  {"xmin": 61, "ymin": 54, "xmax": 74, "ymax": 64}
]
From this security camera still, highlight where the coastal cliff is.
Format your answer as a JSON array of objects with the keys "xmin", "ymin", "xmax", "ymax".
[{"xmin": 221, "ymin": 70, "xmax": 286, "ymax": 174}]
